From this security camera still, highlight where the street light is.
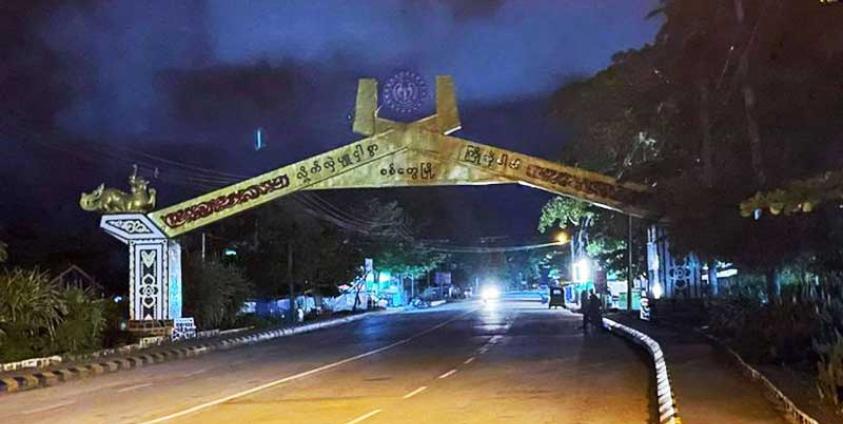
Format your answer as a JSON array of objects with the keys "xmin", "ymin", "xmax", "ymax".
[
  {"xmin": 555, "ymin": 231, "xmax": 570, "ymax": 244},
  {"xmin": 573, "ymin": 258, "xmax": 591, "ymax": 283}
]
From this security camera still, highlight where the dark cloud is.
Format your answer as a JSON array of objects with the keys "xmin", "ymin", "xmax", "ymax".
[{"xmin": 35, "ymin": 0, "xmax": 659, "ymax": 141}]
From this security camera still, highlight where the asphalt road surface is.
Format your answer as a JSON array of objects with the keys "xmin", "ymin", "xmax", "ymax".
[{"xmin": 0, "ymin": 300, "xmax": 652, "ymax": 424}]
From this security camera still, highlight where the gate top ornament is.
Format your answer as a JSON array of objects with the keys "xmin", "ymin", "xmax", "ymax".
[
  {"xmin": 382, "ymin": 70, "xmax": 428, "ymax": 115},
  {"xmin": 80, "ymin": 165, "xmax": 157, "ymax": 214}
]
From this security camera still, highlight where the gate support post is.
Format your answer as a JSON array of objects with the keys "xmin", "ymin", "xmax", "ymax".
[
  {"xmin": 100, "ymin": 214, "xmax": 191, "ymax": 337},
  {"xmin": 646, "ymin": 224, "xmax": 705, "ymax": 300}
]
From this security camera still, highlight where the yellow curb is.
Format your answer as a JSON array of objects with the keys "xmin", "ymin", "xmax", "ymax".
[
  {"xmin": 20, "ymin": 374, "xmax": 39, "ymax": 387},
  {"xmin": 0, "ymin": 377, "xmax": 19, "ymax": 392},
  {"xmin": 36, "ymin": 372, "xmax": 59, "ymax": 385},
  {"xmin": 53, "ymin": 369, "xmax": 74, "ymax": 381}
]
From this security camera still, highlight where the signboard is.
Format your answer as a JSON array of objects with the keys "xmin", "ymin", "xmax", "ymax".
[
  {"xmin": 173, "ymin": 317, "xmax": 196, "ymax": 340},
  {"xmin": 639, "ymin": 293, "xmax": 651, "ymax": 321}
]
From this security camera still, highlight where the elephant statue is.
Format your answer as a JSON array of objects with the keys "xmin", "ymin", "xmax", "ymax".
[{"xmin": 80, "ymin": 168, "xmax": 157, "ymax": 213}]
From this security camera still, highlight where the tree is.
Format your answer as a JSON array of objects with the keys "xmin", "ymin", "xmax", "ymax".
[
  {"xmin": 351, "ymin": 198, "xmax": 447, "ymax": 304},
  {"xmin": 538, "ymin": 197, "xmax": 646, "ymax": 281},
  {"xmin": 543, "ymin": 0, "xmax": 843, "ymax": 297},
  {"xmin": 0, "ymin": 241, "xmax": 7, "ymax": 263},
  {"xmin": 183, "ymin": 255, "xmax": 253, "ymax": 330}
]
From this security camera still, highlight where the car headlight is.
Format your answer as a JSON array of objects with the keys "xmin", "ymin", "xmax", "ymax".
[{"xmin": 481, "ymin": 286, "xmax": 500, "ymax": 300}]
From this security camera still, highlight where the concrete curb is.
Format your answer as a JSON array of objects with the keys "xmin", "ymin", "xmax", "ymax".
[
  {"xmin": 698, "ymin": 332, "xmax": 820, "ymax": 424},
  {"xmin": 0, "ymin": 312, "xmax": 374, "ymax": 396},
  {"xmin": 603, "ymin": 318, "xmax": 682, "ymax": 424}
]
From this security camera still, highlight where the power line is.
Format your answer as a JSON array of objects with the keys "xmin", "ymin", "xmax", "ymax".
[{"xmin": 428, "ymin": 241, "xmax": 568, "ymax": 254}]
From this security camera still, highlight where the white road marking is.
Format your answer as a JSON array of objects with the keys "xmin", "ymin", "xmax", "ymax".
[
  {"xmin": 117, "ymin": 382, "xmax": 153, "ymax": 393},
  {"xmin": 22, "ymin": 400, "xmax": 76, "ymax": 415},
  {"xmin": 402, "ymin": 386, "xmax": 427, "ymax": 399},
  {"xmin": 344, "ymin": 409, "xmax": 382, "ymax": 424},
  {"xmin": 181, "ymin": 368, "xmax": 208, "ymax": 378},
  {"xmin": 463, "ymin": 356, "xmax": 475, "ymax": 365},
  {"xmin": 437, "ymin": 369, "xmax": 458, "ymax": 379},
  {"xmin": 139, "ymin": 313, "xmax": 469, "ymax": 424}
]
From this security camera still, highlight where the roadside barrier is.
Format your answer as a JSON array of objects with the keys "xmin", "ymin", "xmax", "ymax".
[
  {"xmin": 699, "ymin": 332, "xmax": 819, "ymax": 424},
  {"xmin": 603, "ymin": 318, "xmax": 682, "ymax": 424},
  {"xmin": 0, "ymin": 312, "xmax": 374, "ymax": 396}
]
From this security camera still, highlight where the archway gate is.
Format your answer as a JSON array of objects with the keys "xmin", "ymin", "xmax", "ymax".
[{"xmin": 97, "ymin": 75, "xmax": 659, "ymax": 331}]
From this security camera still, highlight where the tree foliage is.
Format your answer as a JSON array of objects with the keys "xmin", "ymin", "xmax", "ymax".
[
  {"xmin": 183, "ymin": 256, "xmax": 253, "ymax": 330},
  {"xmin": 0, "ymin": 268, "xmax": 106, "ymax": 362},
  {"xmin": 539, "ymin": 196, "xmax": 645, "ymax": 280},
  {"xmin": 546, "ymin": 1, "xmax": 843, "ymax": 408},
  {"xmin": 542, "ymin": 0, "xmax": 843, "ymax": 279},
  {"xmin": 52, "ymin": 287, "xmax": 105, "ymax": 354},
  {"xmin": 353, "ymin": 198, "xmax": 447, "ymax": 279}
]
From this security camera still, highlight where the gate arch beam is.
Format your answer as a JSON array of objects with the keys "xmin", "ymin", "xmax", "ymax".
[{"xmin": 146, "ymin": 75, "xmax": 656, "ymax": 239}]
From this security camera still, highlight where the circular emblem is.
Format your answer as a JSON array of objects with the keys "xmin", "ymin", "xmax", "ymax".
[{"xmin": 383, "ymin": 70, "xmax": 428, "ymax": 115}]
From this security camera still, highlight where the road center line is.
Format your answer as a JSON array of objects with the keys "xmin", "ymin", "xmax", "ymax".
[
  {"xmin": 139, "ymin": 312, "xmax": 470, "ymax": 424},
  {"xmin": 118, "ymin": 382, "xmax": 153, "ymax": 393},
  {"xmin": 22, "ymin": 400, "xmax": 76, "ymax": 415},
  {"xmin": 463, "ymin": 356, "xmax": 475, "ymax": 365},
  {"xmin": 181, "ymin": 368, "xmax": 208, "ymax": 378},
  {"xmin": 402, "ymin": 386, "xmax": 428, "ymax": 399},
  {"xmin": 438, "ymin": 369, "xmax": 458, "ymax": 379},
  {"xmin": 344, "ymin": 409, "xmax": 382, "ymax": 424}
]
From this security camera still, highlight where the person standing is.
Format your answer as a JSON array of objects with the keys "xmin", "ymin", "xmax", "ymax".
[
  {"xmin": 580, "ymin": 290, "xmax": 591, "ymax": 333},
  {"xmin": 588, "ymin": 291, "xmax": 603, "ymax": 331}
]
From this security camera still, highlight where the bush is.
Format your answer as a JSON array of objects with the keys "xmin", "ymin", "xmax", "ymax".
[
  {"xmin": 183, "ymin": 257, "xmax": 253, "ymax": 330},
  {"xmin": 0, "ymin": 268, "xmax": 65, "ymax": 362},
  {"xmin": 814, "ymin": 274, "xmax": 843, "ymax": 411},
  {"xmin": 0, "ymin": 268, "xmax": 110, "ymax": 362},
  {"xmin": 708, "ymin": 276, "xmax": 843, "ymax": 411},
  {"xmin": 709, "ymin": 288, "xmax": 821, "ymax": 364},
  {"xmin": 51, "ymin": 287, "xmax": 106, "ymax": 354}
]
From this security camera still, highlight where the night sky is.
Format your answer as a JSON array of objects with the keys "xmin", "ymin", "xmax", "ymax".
[{"xmin": 0, "ymin": 1, "xmax": 660, "ymax": 260}]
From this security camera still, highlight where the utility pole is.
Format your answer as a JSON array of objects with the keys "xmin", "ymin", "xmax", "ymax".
[
  {"xmin": 627, "ymin": 215, "xmax": 633, "ymax": 311},
  {"xmin": 570, "ymin": 231, "xmax": 576, "ymax": 281},
  {"xmin": 734, "ymin": 0, "xmax": 766, "ymax": 187},
  {"xmin": 287, "ymin": 239, "xmax": 296, "ymax": 323}
]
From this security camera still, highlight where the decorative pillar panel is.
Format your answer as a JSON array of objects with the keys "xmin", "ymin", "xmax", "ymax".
[
  {"xmin": 646, "ymin": 224, "xmax": 704, "ymax": 299},
  {"xmin": 130, "ymin": 240, "xmax": 168, "ymax": 320},
  {"xmin": 168, "ymin": 240, "xmax": 183, "ymax": 319},
  {"xmin": 646, "ymin": 225, "xmax": 666, "ymax": 297}
]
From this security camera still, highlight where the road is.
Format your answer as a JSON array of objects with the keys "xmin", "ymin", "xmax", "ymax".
[{"xmin": 0, "ymin": 300, "xmax": 652, "ymax": 424}]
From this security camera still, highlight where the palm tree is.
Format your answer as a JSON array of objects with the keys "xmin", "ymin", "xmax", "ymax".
[{"xmin": 0, "ymin": 268, "xmax": 65, "ymax": 359}]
